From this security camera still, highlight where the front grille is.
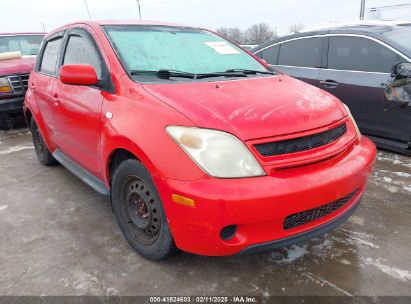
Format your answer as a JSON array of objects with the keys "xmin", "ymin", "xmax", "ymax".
[
  {"xmin": 283, "ymin": 189, "xmax": 358, "ymax": 230},
  {"xmin": 7, "ymin": 73, "xmax": 30, "ymax": 94},
  {"xmin": 255, "ymin": 123, "xmax": 347, "ymax": 157}
]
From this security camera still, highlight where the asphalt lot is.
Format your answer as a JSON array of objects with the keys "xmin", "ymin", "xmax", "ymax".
[{"xmin": 0, "ymin": 126, "xmax": 410, "ymax": 297}]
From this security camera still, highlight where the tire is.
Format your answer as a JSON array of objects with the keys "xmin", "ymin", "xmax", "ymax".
[
  {"xmin": 0, "ymin": 114, "xmax": 11, "ymax": 130},
  {"xmin": 30, "ymin": 117, "xmax": 58, "ymax": 166},
  {"xmin": 111, "ymin": 159, "xmax": 178, "ymax": 260}
]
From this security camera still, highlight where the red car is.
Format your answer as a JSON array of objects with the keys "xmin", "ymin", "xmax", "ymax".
[
  {"xmin": 0, "ymin": 33, "xmax": 44, "ymax": 129},
  {"xmin": 24, "ymin": 21, "xmax": 376, "ymax": 260}
]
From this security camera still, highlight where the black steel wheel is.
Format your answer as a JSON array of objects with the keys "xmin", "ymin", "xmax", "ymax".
[
  {"xmin": 30, "ymin": 117, "xmax": 57, "ymax": 166},
  {"xmin": 111, "ymin": 159, "xmax": 178, "ymax": 260},
  {"xmin": 121, "ymin": 176, "xmax": 161, "ymax": 245}
]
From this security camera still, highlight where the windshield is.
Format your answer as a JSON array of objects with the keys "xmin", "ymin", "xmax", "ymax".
[
  {"xmin": 102, "ymin": 25, "xmax": 267, "ymax": 81},
  {"xmin": 0, "ymin": 35, "xmax": 44, "ymax": 56},
  {"xmin": 382, "ymin": 26, "xmax": 411, "ymax": 57}
]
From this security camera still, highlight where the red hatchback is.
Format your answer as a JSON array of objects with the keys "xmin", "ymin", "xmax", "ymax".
[{"xmin": 24, "ymin": 21, "xmax": 376, "ymax": 260}]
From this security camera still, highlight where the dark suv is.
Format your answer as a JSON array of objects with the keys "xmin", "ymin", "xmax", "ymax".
[{"xmin": 253, "ymin": 22, "xmax": 411, "ymax": 155}]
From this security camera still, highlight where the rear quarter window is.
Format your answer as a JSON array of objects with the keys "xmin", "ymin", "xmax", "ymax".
[{"xmin": 278, "ymin": 37, "xmax": 322, "ymax": 68}]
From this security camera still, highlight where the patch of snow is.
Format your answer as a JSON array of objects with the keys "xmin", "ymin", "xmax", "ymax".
[
  {"xmin": 403, "ymin": 185, "xmax": 411, "ymax": 193},
  {"xmin": 250, "ymin": 283, "xmax": 270, "ymax": 297},
  {"xmin": 0, "ymin": 205, "xmax": 8, "ymax": 212},
  {"xmin": 348, "ymin": 215, "xmax": 364, "ymax": 226},
  {"xmin": 363, "ymin": 258, "xmax": 411, "ymax": 282},
  {"xmin": 337, "ymin": 229, "xmax": 379, "ymax": 249},
  {"xmin": 301, "ymin": 271, "xmax": 353, "ymax": 296},
  {"xmin": 338, "ymin": 259, "xmax": 351, "ymax": 265},
  {"xmin": 383, "ymin": 177, "xmax": 392, "ymax": 183},
  {"xmin": 393, "ymin": 172, "xmax": 411, "ymax": 178},
  {"xmin": 269, "ymin": 244, "xmax": 309, "ymax": 263},
  {"xmin": 0, "ymin": 146, "xmax": 33, "ymax": 155},
  {"xmin": 386, "ymin": 185, "xmax": 399, "ymax": 193}
]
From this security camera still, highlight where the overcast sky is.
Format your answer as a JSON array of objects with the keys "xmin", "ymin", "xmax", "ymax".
[{"xmin": 0, "ymin": 0, "xmax": 409, "ymax": 35}]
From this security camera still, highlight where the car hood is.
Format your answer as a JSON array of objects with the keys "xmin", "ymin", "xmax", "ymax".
[
  {"xmin": 0, "ymin": 56, "xmax": 36, "ymax": 76},
  {"xmin": 143, "ymin": 75, "xmax": 346, "ymax": 141}
]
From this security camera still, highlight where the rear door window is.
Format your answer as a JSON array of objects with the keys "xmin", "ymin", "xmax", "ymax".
[
  {"xmin": 278, "ymin": 37, "xmax": 322, "ymax": 68},
  {"xmin": 328, "ymin": 36, "xmax": 399, "ymax": 73},
  {"xmin": 63, "ymin": 35, "xmax": 102, "ymax": 79},
  {"xmin": 39, "ymin": 37, "xmax": 63, "ymax": 76},
  {"xmin": 258, "ymin": 45, "xmax": 280, "ymax": 65}
]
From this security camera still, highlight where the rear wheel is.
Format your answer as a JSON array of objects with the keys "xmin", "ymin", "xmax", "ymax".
[
  {"xmin": 31, "ymin": 117, "xmax": 57, "ymax": 166},
  {"xmin": 111, "ymin": 159, "xmax": 178, "ymax": 260}
]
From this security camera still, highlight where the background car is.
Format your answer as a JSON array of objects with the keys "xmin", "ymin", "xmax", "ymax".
[
  {"xmin": 0, "ymin": 32, "xmax": 44, "ymax": 129},
  {"xmin": 253, "ymin": 21, "xmax": 411, "ymax": 155}
]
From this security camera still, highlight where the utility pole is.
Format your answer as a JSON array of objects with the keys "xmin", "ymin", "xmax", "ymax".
[
  {"xmin": 136, "ymin": 0, "xmax": 142, "ymax": 20},
  {"xmin": 83, "ymin": 0, "xmax": 93, "ymax": 20},
  {"xmin": 360, "ymin": 0, "xmax": 366, "ymax": 20},
  {"xmin": 41, "ymin": 21, "xmax": 46, "ymax": 33}
]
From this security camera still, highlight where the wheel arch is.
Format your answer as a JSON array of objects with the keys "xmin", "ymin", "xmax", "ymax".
[
  {"xmin": 23, "ymin": 106, "xmax": 33, "ymax": 130},
  {"xmin": 103, "ymin": 136, "xmax": 158, "ymax": 187},
  {"xmin": 24, "ymin": 103, "xmax": 56, "ymax": 152}
]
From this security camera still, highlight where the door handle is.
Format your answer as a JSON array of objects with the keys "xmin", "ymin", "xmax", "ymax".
[
  {"xmin": 320, "ymin": 79, "xmax": 339, "ymax": 89},
  {"xmin": 52, "ymin": 94, "xmax": 60, "ymax": 105},
  {"xmin": 29, "ymin": 83, "xmax": 35, "ymax": 91}
]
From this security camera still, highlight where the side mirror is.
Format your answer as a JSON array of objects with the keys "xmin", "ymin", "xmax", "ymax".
[
  {"xmin": 59, "ymin": 64, "xmax": 98, "ymax": 86},
  {"xmin": 385, "ymin": 62, "xmax": 411, "ymax": 105},
  {"xmin": 392, "ymin": 62, "xmax": 411, "ymax": 78}
]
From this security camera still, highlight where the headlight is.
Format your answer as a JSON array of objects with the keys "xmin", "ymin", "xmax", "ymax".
[
  {"xmin": 166, "ymin": 126, "xmax": 266, "ymax": 178},
  {"xmin": 343, "ymin": 104, "xmax": 362, "ymax": 141},
  {"xmin": 0, "ymin": 77, "xmax": 12, "ymax": 93}
]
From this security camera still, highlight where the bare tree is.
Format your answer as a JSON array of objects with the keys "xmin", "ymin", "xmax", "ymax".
[
  {"xmin": 289, "ymin": 23, "xmax": 305, "ymax": 34},
  {"xmin": 244, "ymin": 23, "xmax": 277, "ymax": 45},
  {"xmin": 227, "ymin": 28, "xmax": 244, "ymax": 44},
  {"xmin": 216, "ymin": 27, "xmax": 230, "ymax": 39},
  {"xmin": 216, "ymin": 27, "xmax": 244, "ymax": 44}
]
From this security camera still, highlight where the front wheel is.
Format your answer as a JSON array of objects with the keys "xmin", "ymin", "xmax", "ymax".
[{"xmin": 111, "ymin": 159, "xmax": 178, "ymax": 260}]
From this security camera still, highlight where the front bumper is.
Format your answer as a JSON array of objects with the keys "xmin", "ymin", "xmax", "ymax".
[
  {"xmin": 0, "ymin": 96, "xmax": 24, "ymax": 113},
  {"xmin": 155, "ymin": 137, "xmax": 376, "ymax": 256},
  {"xmin": 238, "ymin": 194, "xmax": 362, "ymax": 255}
]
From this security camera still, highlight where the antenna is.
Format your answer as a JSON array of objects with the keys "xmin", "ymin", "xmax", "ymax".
[
  {"xmin": 136, "ymin": 0, "xmax": 142, "ymax": 20},
  {"xmin": 83, "ymin": 0, "xmax": 93, "ymax": 20}
]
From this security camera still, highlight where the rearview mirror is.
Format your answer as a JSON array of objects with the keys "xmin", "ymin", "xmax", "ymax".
[
  {"xmin": 60, "ymin": 64, "xmax": 98, "ymax": 86},
  {"xmin": 392, "ymin": 62, "xmax": 411, "ymax": 78}
]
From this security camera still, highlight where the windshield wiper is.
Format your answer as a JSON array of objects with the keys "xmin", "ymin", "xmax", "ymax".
[
  {"xmin": 225, "ymin": 69, "xmax": 276, "ymax": 75},
  {"xmin": 130, "ymin": 69, "xmax": 250, "ymax": 80},
  {"xmin": 157, "ymin": 69, "xmax": 249, "ymax": 79},
  {"xmin": 130, "ymin": 69, "xmax": 196, "ymax": 79},
  {"xmin": 195, "ymin": 71, "xmax": 248, "ymax": 79}
]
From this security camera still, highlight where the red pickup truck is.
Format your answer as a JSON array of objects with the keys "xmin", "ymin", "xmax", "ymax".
[{"xmin": 0, "ymin": 33, "xmax": 44, "ymax": 129}]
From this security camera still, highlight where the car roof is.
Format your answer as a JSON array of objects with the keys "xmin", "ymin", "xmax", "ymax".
[
  {"xmin": 253, "ymin": 21, "xmax": 411, "ymax": 57},
  {"xmin": 45, "ymin": 20, "xmax": 201, "ymax": 39}
]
